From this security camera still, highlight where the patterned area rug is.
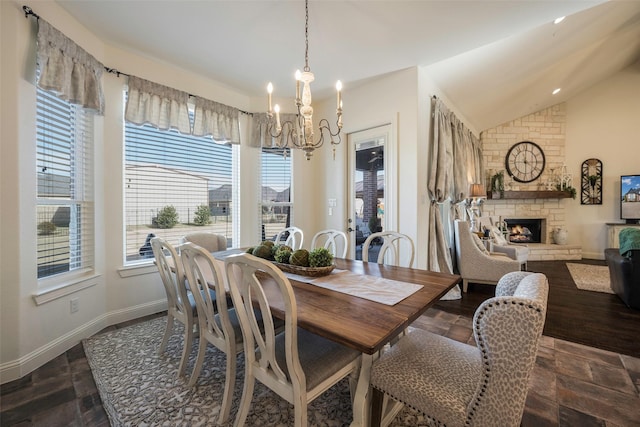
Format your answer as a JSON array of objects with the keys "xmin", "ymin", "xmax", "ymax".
[
  {"xmin": 566, "ymin": 263, "xmax": 614, "ymax": 294},
  {"xmin": 83, "ymin": 316, "xmax": 427, "ymax": 426}
]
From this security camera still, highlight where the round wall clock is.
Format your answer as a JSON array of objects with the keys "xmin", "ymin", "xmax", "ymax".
[{"xmin": 505, "ymin": 141, "xmax": 546, "ymax": 183}]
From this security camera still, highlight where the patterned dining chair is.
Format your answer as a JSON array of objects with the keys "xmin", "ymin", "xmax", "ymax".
[
  {"xmin": 224, "ymin": 253, "xmax": 361, "ymax": 427},
  {"xmin": 311, "ymin": 229, "xmax": 348, "ymax": 258},
  {"xmin": 370, "ymin": 271, "xmax": 549, "ymax": 427}
]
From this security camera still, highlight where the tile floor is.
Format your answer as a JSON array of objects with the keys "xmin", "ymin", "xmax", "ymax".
[
  {"xmin": 2, "ymin": 309, "xmax": 639, "ymax": 426},
  {"xmin": 414, "ymin": 309, "xmax": 640, "ymax": 427}
]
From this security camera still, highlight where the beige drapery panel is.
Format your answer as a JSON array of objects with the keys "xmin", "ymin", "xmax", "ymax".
[
  {"xmin": 192, "ymin": 97, "xmax": 241, "ymax": 144},
  {"xmin": 427, "ymin": 99, "xmax": 455, "ymax": 274},
  {"xmin": 248, "ymin": 112, "xmax": 299, "ymax": 148},
  {"xmin": 452, "ymin": 117, "xmax": 483, "ymax": 202},
  {"xmin": 36, "ymin": 19, "xmax": 105, "ymax": 114},
  {"xmin": 427, "ymin": 98, "xmax": 483, "ymax": 300},
  {"xmin": 125, "ymin": 76, "xmax": 191, "ymax": 134}
]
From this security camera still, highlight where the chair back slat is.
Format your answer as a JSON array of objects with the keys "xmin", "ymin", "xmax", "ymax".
[
  {"xmin": 311, "ymin": 229, "xmax": 348, "ymax": 258},
  {"xmin": 181, "ymin": 243, "xmax": 231, "ymax": 345},
  {"xmin": 225, "ymin": 254, "xmax": 299, "ymax": 385},
  {"xmin": 151, "ymin": 237, "xmax": 190, "ymax": 319},
  {"xmin": 362, "ymin": 231, "xmax": 415, "ymax": 267},
  {"xmin": 275, "ymin": 226, "xmax": 304, "ymax": 250}
]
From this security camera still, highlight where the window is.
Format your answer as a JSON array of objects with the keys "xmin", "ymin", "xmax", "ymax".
[
  {"xmin": 36, "ymin": 88, "xmax": 94, "ymax": 279},
  {"xmin": 124, "ymin": 113, "xmax": 236, "ymax": 263},
  {"xmin": 260, "ymin": 147, "xmax": 292, "ymax": 241}
]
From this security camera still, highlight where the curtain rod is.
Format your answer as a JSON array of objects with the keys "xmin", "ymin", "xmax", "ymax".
[{"xmin": 22, "ymin": 5, "xmax": 252, "ymax": 116}]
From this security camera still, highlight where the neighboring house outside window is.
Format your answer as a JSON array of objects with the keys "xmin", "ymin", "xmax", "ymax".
[
  {"xmin": 260, "ymin": 147, "xmax": 292, "ymax": 242},
  {"xmin": 36, "ymin": 88, "xmax": 95, "ymax": 280},
  {"xmin": 124, "ymin": 110, "xmax": 236, "ymax": 264}
]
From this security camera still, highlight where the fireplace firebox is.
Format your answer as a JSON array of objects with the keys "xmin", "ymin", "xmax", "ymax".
[{"xmin": 504, "ymin": 218, "xmax": 542, "ymax": 243}]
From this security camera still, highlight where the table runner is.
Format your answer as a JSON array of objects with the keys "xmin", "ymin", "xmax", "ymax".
[
  {"xmin": 213, "ymin": 249, "xmax": 423, "ymax": 305},
  {"xmin": 286, "ymin": 269, "xmax": 423, "ymax": 306}
]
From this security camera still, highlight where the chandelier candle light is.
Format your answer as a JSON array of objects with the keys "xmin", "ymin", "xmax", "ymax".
[{"xmin": 266, "ymin": 0, "xmax": 343, "ymax": 160}]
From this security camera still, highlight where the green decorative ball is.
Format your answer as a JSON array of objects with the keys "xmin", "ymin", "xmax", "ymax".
[
  {"xmin": 289, "ymin": 249, "xmax": 310, "ymax": 267},
  {"xmin": 252, "ymin": 244, "xmax": 273, "ymax": 260},
  {"xmin": 271, "ymin": 244, "xmax": 291, "ymax": 258},
  {"xmin": 274, "ymin": 246, "xmax": 293, "ymax": 263},
  {"xmin": 309, "ymin": 248, "xmax": 333, "ymax": 267},
  {"xmin": 261, "ymin": 240, "xmax": 275, "ymax": 248},
  {"xmin": 245, "ymin": 246, "xmax": 255, "ymax": 254}
]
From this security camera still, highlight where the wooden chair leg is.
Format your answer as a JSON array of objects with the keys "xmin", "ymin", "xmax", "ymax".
[
  {"xmin": 370, "ymin": 387, "xmax": 384, "ymax": 427},
  {"xmin": 187, "ymin": 333, "xmax": 207, "ymax": 387},
  {"xmin": 158, "ymin": 315, "xmax": 174, "ymax": 354},
  {"xmin": 218, "ymin": 352, "xmax": 237, "ymax": 424}
]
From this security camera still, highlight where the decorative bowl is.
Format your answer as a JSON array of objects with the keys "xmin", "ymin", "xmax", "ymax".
[{"xmin": 271, "ymin": 262, "xmax": 335, "ymax": 277}]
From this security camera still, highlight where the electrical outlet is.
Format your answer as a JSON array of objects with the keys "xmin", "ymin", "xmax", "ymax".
[{"xmin": 70, "ymin": 298, "xmax": 79, "ymax": 313}]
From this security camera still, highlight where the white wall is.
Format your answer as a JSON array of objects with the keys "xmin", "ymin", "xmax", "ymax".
[
  {"xmin": 314, "ymin": 66, "xmax": 477, "ymax": 269},
  {"xmin": 313, "ymin": 68, "xmax": 420, "ymax": 264},
  {"xmin": 565, "ymin": 62, "xmax": 640, "ymax": 259}
]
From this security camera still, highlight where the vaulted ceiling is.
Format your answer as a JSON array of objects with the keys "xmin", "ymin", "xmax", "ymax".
[{"xmin": 57, "ymin": 0, "xmax": 640, "ymax": 132}]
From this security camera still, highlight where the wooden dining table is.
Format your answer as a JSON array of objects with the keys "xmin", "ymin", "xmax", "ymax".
[{"xmin": 207, "ymin": 249, "xmax": 461, "ymax": 426}]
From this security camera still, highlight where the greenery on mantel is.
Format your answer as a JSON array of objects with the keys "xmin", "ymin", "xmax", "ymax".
[
  {"xmin": 556, "ymin": 183, "xmax": 577, "ymax": 199},
  {"xmin": 490, "ymin": 171, "xmax": 505, "ymax": 198}
]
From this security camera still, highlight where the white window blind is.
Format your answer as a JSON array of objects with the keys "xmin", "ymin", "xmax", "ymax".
[
  {"xmin": 36, "ymin": 87, "xmax": 94, "ymax": 279},
  {"xmin": 260, "ymin": 148, "xmax": 292, "ymax": 242},
  {"xmin": 124, "ymin": 105, "xmax": 236, "ymax": 263}
]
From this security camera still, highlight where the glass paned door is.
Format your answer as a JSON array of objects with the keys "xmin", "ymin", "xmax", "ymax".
[{"xmin": 348, "ymin": 125, "xmax": 390, "ymax": 260}]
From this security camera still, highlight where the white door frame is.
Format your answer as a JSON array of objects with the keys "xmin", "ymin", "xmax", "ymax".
[{"xmin": 346, "ymin": 123, "xmax": 396, "ymax": 259}]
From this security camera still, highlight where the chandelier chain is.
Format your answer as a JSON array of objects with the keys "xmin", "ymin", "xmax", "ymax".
[
  {"xmin": 264, "ymin": 0, "xmax": 342, "ymax": 160},
  {"xmin": 304, "ymin": 0, "xmax": 310, "ymax": 72}
]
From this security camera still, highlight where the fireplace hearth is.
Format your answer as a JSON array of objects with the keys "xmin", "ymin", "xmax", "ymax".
[{"xmin": 504, "ymin": 218, "xmax": 543, "ymax": 243}]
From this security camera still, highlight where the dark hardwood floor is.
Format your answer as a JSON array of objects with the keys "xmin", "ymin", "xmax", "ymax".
[
  {"xmin": 2, "ymin": 259, "xmax": 639, "ymax": 426},
  {"xmin": 435, "ymin": 259, "xmax": 640, "ymax": 358}
]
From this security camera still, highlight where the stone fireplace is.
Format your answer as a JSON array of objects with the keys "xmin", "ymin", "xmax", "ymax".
[{"xmin": 478, "ymin": 103, "xmax": 581, "ymax": 260}]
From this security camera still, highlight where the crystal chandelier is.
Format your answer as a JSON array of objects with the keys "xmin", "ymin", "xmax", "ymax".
[{"xmin": 266, "ymin": 0, "xmax": 343, "ymax": 160}]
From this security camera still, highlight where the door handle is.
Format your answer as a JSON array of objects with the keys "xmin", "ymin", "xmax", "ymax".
[{"xmin": 347, "ymin": 227, "xmax": 354, "ymax": 233}]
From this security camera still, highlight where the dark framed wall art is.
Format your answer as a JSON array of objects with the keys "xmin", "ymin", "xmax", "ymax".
[{"xmin": 581, "ymin": 158, "xmax": 602, "ymax": 205}]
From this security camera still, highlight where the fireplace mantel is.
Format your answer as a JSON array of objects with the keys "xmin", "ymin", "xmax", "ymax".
[{"xmin": 486, "ymin": 190, "xmax": 572, "ymax": 200}]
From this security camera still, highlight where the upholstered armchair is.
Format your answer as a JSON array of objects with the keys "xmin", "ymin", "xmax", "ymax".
[
  {"xmin": 477, "ymin": 216, "xmax": 529, "ymax": 270},
  {"xmin": 180, "ymin": 232, "xmax": 227, "ymax": 253},
  {"xmin": 454, "ymin": 220, "xmax": 521, "ymax": 292},
  {"xmin": 370, "ymin": 271, "xmax": 549, "ymax": 427}
]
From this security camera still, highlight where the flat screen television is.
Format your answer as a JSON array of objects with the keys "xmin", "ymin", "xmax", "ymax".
[{"xmin": 620, "ymin": 175, "xmax": 640, "ymax": 224}]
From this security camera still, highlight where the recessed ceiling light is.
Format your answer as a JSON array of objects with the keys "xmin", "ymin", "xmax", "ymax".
[
  {"xmin": 552, "ymin": 88, "xmax": 561, "ymax": 95},
  {"xmin": 554, "ymin": 16, "xmax": 565, "ymax": 24}
]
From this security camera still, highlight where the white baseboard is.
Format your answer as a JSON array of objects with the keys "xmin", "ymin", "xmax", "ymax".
[{"xmin": 0, "ymin": 299, "xmax": 166, "ymax": 384}]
